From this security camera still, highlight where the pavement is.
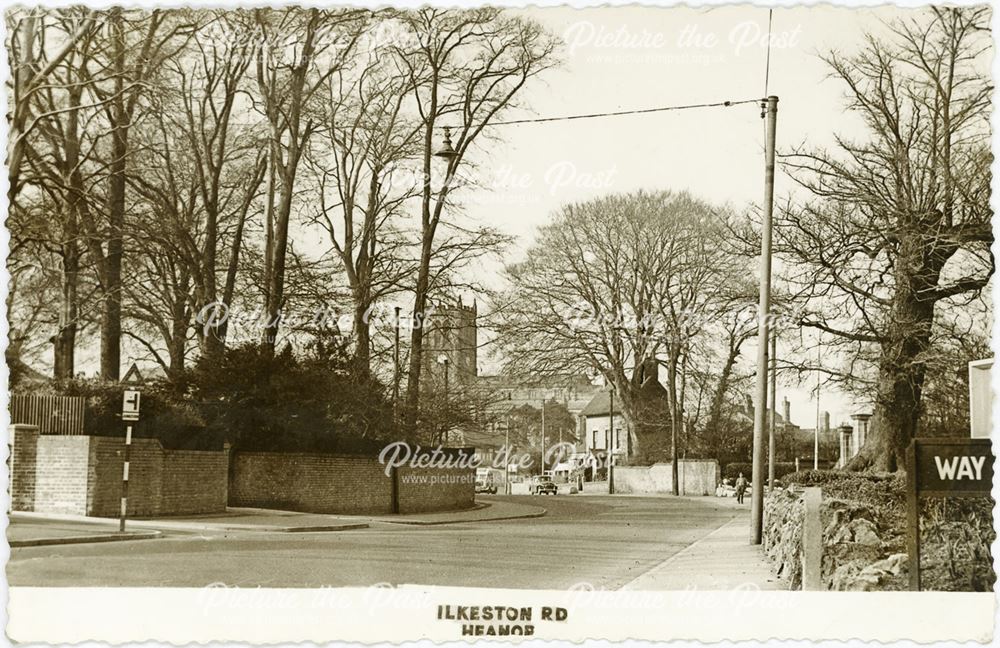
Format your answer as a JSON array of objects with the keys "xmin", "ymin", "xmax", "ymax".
[
  {"xmin": 8, "ymin": 494, "xmax": 782, "ymax": 589},
  {"xmin": 620, "ymin": 514, "xmax": 786, "ymax": 590},
  {"xmin": 6, "ymin": 497, "xmax": 547, "ymax": 544},
  {"xmin": 8, "ymin": 519, "xmax": 161, "ymax": 548}
]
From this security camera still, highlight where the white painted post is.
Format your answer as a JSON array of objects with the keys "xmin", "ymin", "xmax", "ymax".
[
  {"xmin": 802, "ymin": 486, "xmax": 823, "ymax": 590},
  {"xmin": 119, "ymin": 424, "xmax": 132, "ymax": 532}
]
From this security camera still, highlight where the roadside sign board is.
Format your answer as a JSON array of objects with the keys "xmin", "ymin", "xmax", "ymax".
[
  {"xmin": 122, "ymin": 389, "xmax": 141, "ymax": 421},
  {"xmin": 906, "ymin": 438, "xmax": 994, "ymax": 591},
  {"xmin": 968, "ymin": 358, "xmax": 993, "ymax": 438}
]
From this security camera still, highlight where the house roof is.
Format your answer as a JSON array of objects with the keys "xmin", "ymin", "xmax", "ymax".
[{"xmin": 580, "ymin": 391, "xmax": 623, "ymax": 417}]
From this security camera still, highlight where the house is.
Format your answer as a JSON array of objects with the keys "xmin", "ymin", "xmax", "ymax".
[{"xmin": 579, "ymin": 390, "xmax": 628, "ymax": 462}]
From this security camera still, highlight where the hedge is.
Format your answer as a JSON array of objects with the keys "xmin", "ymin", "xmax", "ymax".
[{"xmin": 722, "ymin": 462, "xmax": 798, "ymax": 481}]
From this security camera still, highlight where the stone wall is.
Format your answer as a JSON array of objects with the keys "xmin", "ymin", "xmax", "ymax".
[
  {"xmin": 612, "ymin": 461, "xmax": 719, "ymax": 495},
  {"xmin": 762, "ymin": 488, "xmax": 806, "ymax": 589},
  {"xmin": 229, "ymin": 450, "xmax": 475, "ymax": 515},
  {"xmin": 763, "ymin": 487, "xmax": 910, "ymax": 591},
  {"xmin": 8, "ymin": 426, "xmax": 228, "ymax": 517}
]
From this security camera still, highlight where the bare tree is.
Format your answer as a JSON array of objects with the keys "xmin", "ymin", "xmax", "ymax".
[
  {"xmin": 253, "ymin": 7, "xmax": 366, "ymax": 353},
  {"xmin": 497, "ymin": 190, "xmax": 744, "ymax": 462},
  {"xmin": 391, "ymin": 8, "xmax": 559, "ymax": 432},
  {"xmin": 778, "ymin": 7, "xmax": 993, "ymax": 471},
  {"xmin": 11, "ymin": 12, "xmax": 95, "ymax": 379},
  {"xmin": 6, "ymin": 8, "xmax": 97, "ymax": 203},
  {"xmin": 66, "ymin": 9, "xmax": 194, "ymax": 380},
  {"xmin": 178, "ymin": 11, "xmax": 265, "ymax": 358},
  {"xmin": 304, "ymin": 23, "xmax": 422, "ymax": 373}
]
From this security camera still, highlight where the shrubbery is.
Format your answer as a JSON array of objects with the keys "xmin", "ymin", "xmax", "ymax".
[
  {"xmin": 722, "ymin": 461, "xmax": 798, "ymax": 481},
  {"xmin": 29, "ymin": 339, "xmax": 399, "ymax": 454},
  {"xmin": 783, "ymin": 469, "xmax": 905, "ymax": 528},
  {"xmin": 188, "ymin": 341, "xmax": 398, "ymax": 454}
]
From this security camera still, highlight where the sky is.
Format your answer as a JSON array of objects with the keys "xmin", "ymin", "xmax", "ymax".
[{"xmin": 438, "ymin": 5, "xmax": 915, "ymax": 428}]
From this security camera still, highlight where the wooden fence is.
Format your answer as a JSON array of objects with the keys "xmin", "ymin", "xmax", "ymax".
[{"xmin": 9, "ymin": 394, "xmax": 86, "ymax": 434}]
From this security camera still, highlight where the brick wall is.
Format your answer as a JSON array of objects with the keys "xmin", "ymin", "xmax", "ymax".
[
  {"xmin": 159, "ymin": 448, "xmax": 229, "ymax": 515},
  {"xmin": 9, "ymin": 425, "xmax": 39, "ymax": 511},
  {"xmin": 34, "ymin": 436, "xmax": 91, "ymax": 514},
  {"xmin": 230, "ymin": 450, "xmax": 475, "ymax": 515},
  {"xmin": 9, "ymin": 433, "xmax": 227, "ymax": 517},
  {"xmin": 11, "ymin": 434, "xmax": 473, "ymax": 517},
  {"xmin": 397, "ymin": 465, "xmax": 475, "ymax": 513},
  {"xmin": 229, "ymin": 452, "xmax": 394, "ymax": 514},
  {"xmin": 88, "ymin": 437, "xmax": 164, "ymax": 517},
  {"xmin": 7, "ymin": 425, "xmax": 38, "ymax": 511}
]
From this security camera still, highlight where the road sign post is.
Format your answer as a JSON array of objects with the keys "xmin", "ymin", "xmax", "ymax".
[
  {"xmin": 120, "ymin": 389, "xmax": 141, "ymax": 532},
  {"xmin": 906, "ymin": 438, "xmax": 994, "ymax": 591}
]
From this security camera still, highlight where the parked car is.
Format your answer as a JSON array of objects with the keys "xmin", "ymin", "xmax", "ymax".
[{"xmin": 532, "ymin": 479, "xmax": 558, "ymax": 495}]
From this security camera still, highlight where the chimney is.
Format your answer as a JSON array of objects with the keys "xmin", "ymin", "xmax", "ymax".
[
  {"xmin": 822, "ymin": 411, "xmax": 830, "ymax": 433},
  {"xmin": 642, "ymin": 357, "xmax": 658, "ymax": 384},
  {"xmin": 783, "ymin": 397, "xmax": 791, "ymax": 427}
]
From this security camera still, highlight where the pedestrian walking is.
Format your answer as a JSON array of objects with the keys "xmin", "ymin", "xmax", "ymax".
[{"xmin": 735, "ymin": 473, "xmax": 748, "ymax": 504}]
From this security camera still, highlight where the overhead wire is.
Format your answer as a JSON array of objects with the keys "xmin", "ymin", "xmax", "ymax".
[
  {"xmin": 428, "ymin": 99, "xmax": 765, "ymax": 131},
  {"xmin": 481, "ymin": 98, "xmax": 763, "ymax": 127}
]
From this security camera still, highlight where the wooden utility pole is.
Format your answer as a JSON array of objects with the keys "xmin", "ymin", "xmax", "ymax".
[
  {"xmin": 750, "ymin": 95, "xmax": 779, "ymax": 545},
  {"xmin": 540, "ymin": 399, "xmax": 546, "ymax": 474},
  {"xmin": 609, "ymin": 387, "xmax": 615, "ymax": 494},
  {"xmin": 393, "ymin": 306, "xmax": 401, "ymax": 412},
  {"xmin": 768, "ymin": 328, "xmax": 777, "ymax": 492},
  {"xmin": 505, "ymin": 410, "xmax": 511, "ymax": 494},
  {"xmin": 814, "ymin": 340, "xmax": 821, "ymax": 470}
]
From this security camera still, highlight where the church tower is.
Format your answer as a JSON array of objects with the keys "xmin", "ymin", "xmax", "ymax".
[{"xmin": 422, "ymin": 297, "xmax": 478, "ymax": 387}]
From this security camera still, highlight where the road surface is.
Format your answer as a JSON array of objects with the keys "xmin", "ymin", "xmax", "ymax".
[{"xmin": 8, "ymin": 495, "xmax": 748, "ymax": 588}]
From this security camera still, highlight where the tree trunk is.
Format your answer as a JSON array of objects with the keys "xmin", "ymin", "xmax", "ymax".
[
  {"xmin": 263, "ymin": 160, "xmax": 296, "ymax": 352},
  {"xmin": 54, "ymin": 239, "xmax": 79, "ymax": 380},
  {"xmin": 849, "ymin": 233, "xmax": 937, "ymax": 472},
  {"xmin": 352, "ymin": 294, "xmax": 372, "ymax": 373},
  {"xmin": 665, "ymin": 348, "xmax": 680, "ymax": 495},
  {"xmin": 705, "ymin": 341, "xmax": 741, "ymax": 440},
  {"xmin": 100, "ymin": 11, "xmax": 127, "ymax": 381},
  {"xmin": 213, "ymin": 166, "xmax": 259, "ymax": 353},
  {"xmin": 347, "ymin": 178, "xmax": 380, "ymax": 375},
  {"xmin": 403, "ymin": 239, "xmax": 432, "ymax": 433},
  {"xmin": 260, "ymin": 11, "xmax": 318, "ymax": 354},
  {"xmin": 54, "ymin": 80, "xmax": 84, "ymax": 381}
]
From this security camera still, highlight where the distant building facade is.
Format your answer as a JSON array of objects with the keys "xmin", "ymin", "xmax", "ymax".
[{"xmin": 478, "ymin": 373, "xmax": 601, "ymax": 421}]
